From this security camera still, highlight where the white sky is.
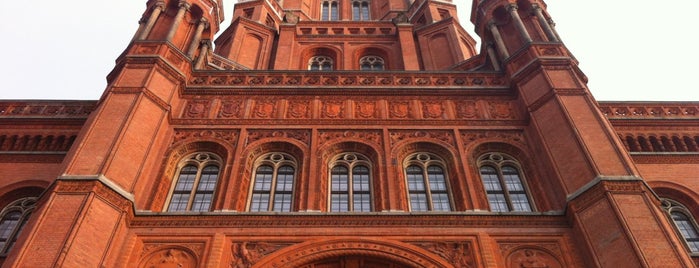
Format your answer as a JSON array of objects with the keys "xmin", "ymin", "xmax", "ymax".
[{"xmin": 0, "ymin": 0, "xmax": 696, "ymax": 101}]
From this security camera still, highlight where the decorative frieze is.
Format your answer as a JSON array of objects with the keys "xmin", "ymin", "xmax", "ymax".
[
  {"xmin": 230, "ymin": 242, "xmax": 293, "ymax": 268},
  {"xmin": 413, "ymin": 242, "xmax": 476, "ymax": 268},
  {"xmin": 246, "ymin": 129, "xmax": 311, "ymax": 146},
  {"xmin": 0, "ymin": 101, "xmax": 95, "ymax": 118},
  {"xmin": 390, "ymin": 130, "xmax": 455, "ymax": 146},
  {"xmin": 599, "ymin": 102, "xmax": 699, "ymax": 119},
  {"xmin": 173, "ymin": 129, "xmax": 239, "ymax": 145},
  {"xmin": 317, "ymin": 130, "xmax": 382, "ymax": 147}
]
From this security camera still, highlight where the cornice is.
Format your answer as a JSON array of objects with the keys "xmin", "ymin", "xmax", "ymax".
[{"xmin": 129, "ymin": 212, "xmax": 569, "ymax": 228}]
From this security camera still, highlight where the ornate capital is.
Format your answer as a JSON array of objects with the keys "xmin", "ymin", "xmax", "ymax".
[
  {"xmin": 178, "ymin": 0, "xmax": 191, "ymax": 10},
  {"xmin": 154, "ymin": 0, "xmax": 167, "ymax": 9},
  {"xmin": 199, "ymin": 17, "xmax": 210, "ymax": 29},
  {"xmin": 508, "ymin": 3, "xmax": 519, "ymax": 12}
]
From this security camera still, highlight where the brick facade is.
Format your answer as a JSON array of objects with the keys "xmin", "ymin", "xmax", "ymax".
[{"xmin": 0, "ymin": 0, "xmax": 697, "ymax": 267}]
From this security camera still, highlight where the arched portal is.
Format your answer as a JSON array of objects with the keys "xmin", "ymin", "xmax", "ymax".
[{"xmin": 251, "ymin": 239, "xmax": 451, "ymax": 268}]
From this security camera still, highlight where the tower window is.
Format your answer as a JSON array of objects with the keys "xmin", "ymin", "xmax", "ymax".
[
  {"xmin": 321, "ymin": 1, "xmax": 339, "ymax": 21},
  {"xmin": 404, "ymin": 153, "xmax": 452, "ymax": 212},
  {"xmin": 478, "ymin": 153, "xmax": 533, "ymax": 212},
  {"xmin": 359, "ymin": 55, "xmax": 384, "ymax": 71},
  {"xmin": 352, "ymin": 0, "xmax": 370, "ymax": 21},
  {"xmin": 249, "ymin": 153, "xmax": 297, "ymax": 212},
  {"xmin": 662, "ymin": 199, "xmax": 699, "ymax": 253},
  {"xmin": 166, "ymin": 152, "xmax": 221, "ymax": 212},
  {"xmin": 0, "ymin": 197, "xmax": 36, "ymax": 256},
  {"xmin": 308, "ymin": 56, "xmax": 334, "ymax": 71},
  {"xmin": 329, "ymin": 153, "xmax": 373, "ymax": 212}
]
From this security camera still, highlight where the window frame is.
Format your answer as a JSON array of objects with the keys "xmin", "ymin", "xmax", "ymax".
[
  {"xmin": 321, "ymin": 0, "xmax": 339, "ymax": 21},
  {"xmin": 308, "ymin": 55, "xmax": 334, "ymax": 71},
  {"xmin": 0, "ymin": 197, "xmax": 37, "ymax": 256},
  {"xmin": 662, "ymin": 198, "xmax": 699, "ymax": 254},
  {"xmin": 352, "ymin": 0, "xmax": 370, "ymax": 21},
  {"xmin": 359, "ymin": 55, "xmax": 385, "ymax": 71},
  {"xmin": 328, "ymin": 152, "xmax": 374, "ymax": 212},
  {"xmin": 403, "ymin": 153, "xmax": 454, "ymax": 212},
  {"xmin": 477, "ymin": 152, "xmax": 534, "ymax": 212},
  {"xmin": 248, "ymin": 152, "xmax": 298, "ymax": 212},
  {"xmin": 164, "ymin": 152, "xmax": 222, "ymax": 212}
]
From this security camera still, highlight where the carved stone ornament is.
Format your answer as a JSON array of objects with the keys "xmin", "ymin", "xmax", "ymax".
[
  {"xmin": 173, "ymin": 129, "xmax": 238, "ymax": 145},
  {"xmin": 230, "ymin": 242, "xmax": 291, "ymax": 268},
  {"xmin": 287, "ymin": 100, "xmax": 311, "ymax": 119},
  {"xmin": 507, "ymin": 248, "xmax": 562, "ymax": 268},
  {"xmin": 414, "ymin": 242, "xmax": 475, "ymax": 268},
  {"xmin": 423, "ymin": 101, "xmax": 445, "ymax": 119},
  {"xmin": 246, "ymin": 129, "xmax": 311, "ymax": 146},
  {"xmin": 455, "ymin": 100, "xmax": 481, "ymax": 119},
  {"xmin": 390, "ymin": 130, "xmax": 455, "ymax": 146},
  {"xmin": 355, "ymin": 101, "xmax": 377, "ymax": 118},
  {"xmin": 487, "ymin": 101, "xmax": 515, "ymax": 119},
  {"xmin": 254, "ymin": 100, "xmax": 276, "ymax": 118},
  {"xmin": 317, "ymin": 130, "xmax": 382, "ymax": 147},
  {"xmin": 140, "ymin": 248, "xmax": 197, "ymax": 268},
  {"xmin": 322, "ymin": 101, "xmax": 344, "ymax": 119},
  {"xmin": 184, "ymin": 100, "xmax": 210, "ymax": 118},
  {"xmin": 389, "ymin": 101, "xmax": 410, "ymax": 118},
  {"xmin": 218, "ymin": 100, "xmax": 243, "ymax": 118}
]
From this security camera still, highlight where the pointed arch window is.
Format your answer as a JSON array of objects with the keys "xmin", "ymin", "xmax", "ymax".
[
  {"xmin": 308, "ymin": 56, "xmax": 334, "ymax": 71},
  {"xmin": 249, "ymin": 153, "xmax": 297, "ymax": 212},
  {"xmin": 359, "ymin": 55, "xmax": 384, "ymax": 71},
  {"xmin": 321, "ymin": 0, "xmax": 339, "ymax": 21},
  {"xmin": 329, "ymin": 153, "xmax": 373, "ymax": 212},
  {"xmin": 0, "ymin": 197, "xmax": 37, "ymax": 255},
  {"xmin": 352, "ymin": 0, "xmax": 370, "ymax": 21},
  {"xmin": 166, "ymin": 152, "xmax": 221, "ymax": 212},
  {"xmin": 478, "ymin": 153, "xmax": 533, "ymax": 212},
  {"xmin": 662, "ymin": 199, "xmax": 699, "ymax": 253},
  {"xmin": 404, "ymin": 153, "xmax": 452, "ymax": 212}
]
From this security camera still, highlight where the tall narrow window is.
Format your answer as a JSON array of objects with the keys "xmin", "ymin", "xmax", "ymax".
[
  {"xmin": 478, "ymin": 153, "xmax": 533, "ymax": 212},
  {"xmin": 0, "ymin": 197, "xmax": 36, "ymax": 255},
  {"xmin": 308, "ymin": 56, "xmax": 334, "ymax": 71},
  {"xmin": 359, "ymin": 55, "xmax": 384, "ymax": 71},
  {"xmin": 249, "ymin": 153, "xmax": 297, "ymax": 212},
  {"xmin": 352, "ymin": 0, "xmax": 370, "ymax": 21},
  {"xmin": 330, "ymin": 153, "xmax": 372, "ymax": 212},
  {"xmin": 662, "ymin": 199, "xmax": 699, "ymax": 253},
  {"xmin": 167, "ymin": 152, "xmax": 221, "ymax": 212},
  {"xmin": 321, "ymin": 1, "xmax": 339, "ymax": 21},
  {"xmin": 404, "ymin": 153, "xmax": 452, "ymax": 212}
]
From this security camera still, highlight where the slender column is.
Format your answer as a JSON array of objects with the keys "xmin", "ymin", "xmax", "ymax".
[
  {"xmin": 488, "ymin": 21, "xmax": 509, "ymax": 59},
  {"xmin": 532, "ymin": 4, "xmax": 559, "ymax": 42},
  {"xmin": 508, "ymin": 4, "xmax": 532, "ymax": 43},
  {"xmin": 195, "ymin": 40, "xmax": 211, "ymax": 69},
  {"xmin": 166, "ymin": 0, "xmax": 191, "ymax": 42},
  {"xmin": 186, "ymin": 18, "xmax": 209, "ymax": 57},
  {"xmin": 548, "ymin": 18, "xmax": 563, "ymax": 41},
  {"xmin": 486, "ymin": 43, "xmax": 501, "ymax": 71},
  {"xmin": 138, "ymin": 0, "xmax": 166, "ymax": 40},
  {"xmin": 131, "ymin": 18, "xmax": 147, "ymax": 41}
]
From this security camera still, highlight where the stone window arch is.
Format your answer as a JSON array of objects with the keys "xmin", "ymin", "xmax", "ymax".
[
  {"xmin": 359, "ymin": 55, "xmax": 384, "ymax": 71},
  {"xmin": 352, "ymin": 0, "xmax": 370, "ymax": 21},
  {"xmin": 0, "ymin": 197, "xmax": 36, "ymax": 255},
  {"xmin": 165, "ymin": 152, "xmax": 222, "ymax": 212},
  {"xmin": 329, "ymin": 152, "xmax": 373, "ymax": 212},
  {"xmin": 321, "ymin": 0, "xmax": 339, "ymax": 21},
  {"xmin": 662, "ymin": 198, "xmax": 699, "ymax": 253},
  {"xmin": 249, "ymin": 153, "xmax": 297, "ymax": 212},
  {"xmin": 308, "ymin": 55, "xmax": 334, "ymax": 71},
  {"xmin": 403, "ymin": 153, "xmax": 453, "ymax": 212},
  {"xmin": 478, "ymin": 152, "xmax": 534, "ymax": 212}
]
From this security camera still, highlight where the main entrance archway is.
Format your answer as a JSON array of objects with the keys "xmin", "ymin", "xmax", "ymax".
[{"xmin": 252, "ymin": 238, "xmax": 451, "ymax": 268}]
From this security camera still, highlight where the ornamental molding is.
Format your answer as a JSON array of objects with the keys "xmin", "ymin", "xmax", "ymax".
[
  {"xmin": 246, "ymin": 129, "xmax": 311, "ymax": 146},
  {"xmin": 599, "ymin": 102, "xmax": 699, "ymax": 119},
  {"xmin": 173, "ymin": 129, "xmax": 239, "ymax": 146},
  {"xmin": 0, "ymin": 101, "xmax": 96, "ymax": 118},
  {"xmin": 318, "ymin": 130, "xmax": 382, "ymax": 148},
  {"xmin": 412, "ymin": 241, "xmax": 476, "ymax": 268}
]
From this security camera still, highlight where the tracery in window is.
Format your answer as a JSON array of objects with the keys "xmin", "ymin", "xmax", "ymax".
[
  {"xmin": 321, "ymin": 0, "xmax": 339, "ymax": 21},
  {"xmin": 404, "ymin": 153, "xmax": 452, "ymax": 212},
  {"xmin": 308, "ymin": 56, "xmax": 334, "ymax": 71},
  {"xmin": 662, "ymin": 199, "xmax": 699, "ymax": 253},
  {"xmin": 249, "ymin": 153, "xmax": 297, "ymax": 212},
  {"xmin": 352, "ymin": 0, "xmax": 370, "ymax": 21},
  {"xmin": 166, "ymin": 152, "xmax": 221, "ymax": 212},
  {"xmin": 0, "ymin": 197, "xmax": 36, "ymax": 255},
  {"xmin": 359, "ymin": 55, "xmax": 384, "ymax": 71},
  {"xmin": 329, "ymin": 153, "xmax": 373, "ymax": 212},
  {"xmin": 478, "ymin": 153, "xmax": 533, "ymax": 212}
]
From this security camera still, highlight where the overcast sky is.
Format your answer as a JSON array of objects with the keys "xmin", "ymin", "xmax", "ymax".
[{"xmin": 0, "ymin": 0, "xmax": 696, "ymax": 101}]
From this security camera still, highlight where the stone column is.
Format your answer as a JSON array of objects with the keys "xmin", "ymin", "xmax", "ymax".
[
  {"xmin": 488, "ymin": 21, "xmax": 509, "ymax": 59},
  {"xmin": 166, "ymin": 0, "xmax": 191, "ymax": 42},
  {"xmin": 195, "ymin": 40, "xmax": 211, "ymax": 69},
  {"xmin": 187, "ymin": 18, "xmax": 209, "ymax": 58},
  {"xmin": 532, "ymin": 4, "xmax": 559, "ymax": 42},
  {"xmin": 508, "ymin": 4, "xmax": 532, "ymax": 43},
  {"xmin": 486, "ymin": 43, "xmax": 501, "ymax": 71},
  {"xmin": 138, "ymin": 0, "xmax": 166, "ymax": 40}
]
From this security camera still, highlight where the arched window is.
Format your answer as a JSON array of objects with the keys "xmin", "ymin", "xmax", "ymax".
[
  {"xmin": 249, "ymin": 153, "xmax": 297, "ymax": 212},
  {"xmin": 308, "ymin": 56, "xmax": 334, "ymax": 71},
  {"xmin": 0, "ymin": 197, "xmax": 36, "ymax": 255},
  {"xmin": 662, "ymin": 199, "xmax": 699, "ymax": 253},
  {"xmin": 359, "ymin": 55, "xmax": 384, "ymax": 71},
  {"xmin": 329, "ymin": 153, "xmax": 373, "ymax": 212},
  {"xmin": 404, "ymin": 153, "xmax": 452, "ymax": 212},
  {"xmin": 478, "ymin": 153, "xmax": 533, "ymax": 212},
  {"xmin": 352, "ymin": 0, "xmax": 370, "ymax": 21},
  {"xmin": 166, "ymin": 152, "xmax": 221, "ymax": 212},
  {"xmin": 321, "ymin": 0, "xmax": 339, "ymax": 21}
]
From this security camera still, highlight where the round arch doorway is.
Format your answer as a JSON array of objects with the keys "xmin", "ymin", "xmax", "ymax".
[{"xmin": 299, "ymin": 255, "xmax": 411, "ymax": 268}]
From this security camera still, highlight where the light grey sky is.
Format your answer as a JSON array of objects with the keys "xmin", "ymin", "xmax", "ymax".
[{"xmin": 0, "ymin": 0, "xmax": 696, "ymax": 101}]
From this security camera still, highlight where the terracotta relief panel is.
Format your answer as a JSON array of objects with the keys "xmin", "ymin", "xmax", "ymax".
[
  {"xmin": 246, "ymin": 129, "xmax": 311, "ymax": 146},
  {"xmin": 253, "ymin": 100, "xmax": 277, "ymax": 119},
  {"xmin": 218, "ymin": 100, "xmax": 244, "ymax": 119},
  {"xmin": 139, "ymin": 244, "xmax": 204, "ymax": 268},
  {"xmin": 231, "ymin": 242, "xmax": 293, "ymax": 268},
  {"xmin": 413, "ymin": 242, "xmax": 476, "ymax": 268},
  {"xmin": 317, "ymin": 130, "xmax": 383, "ymax": 147},
  {"xmin": 287, "ymin": 100, "xmax": 312, "ymax": 119},
  {"xmin": 390, "ymin": 130, "xmax": 455, "ymax": 146},
  {"xmin": 422, "ymin": 101, "xmax": 446, "ymax": 119},
  {"xmin": 454, "ymin": 100, "xmax": 481, "ymax": 119},
  {"xmin": 183, "ymin": 100, "xmax": 211, "ymax": 118},
  {"xmin": 173, "ymin": 129, "xmax": 239, "ymax": 145},
  {"xmin": 389, "ymin": 101, "xmax": 411, "ymax": 119},
  {"xmin": 499, "ymin": 243, "xmax": 566, "ymax": 268},
  {"xmin": 487, "ymin": 101, "xmax": 517, "ymax": 119},
  {"xmin": 321, "ymin": 101, "xmax": 345, "ymax": 119},
  {"xmin": 355, "ymin": 101, "xmax": 377, "ymax": 119},
  {"xmin": 460, "ymin": 130, "xmax": 525, "ymax": 146}
]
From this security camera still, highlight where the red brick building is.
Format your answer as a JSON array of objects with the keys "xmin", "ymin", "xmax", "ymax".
[{"xmin": 1, "ymin": 0, "xmax": 698, "ymax": 267}]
